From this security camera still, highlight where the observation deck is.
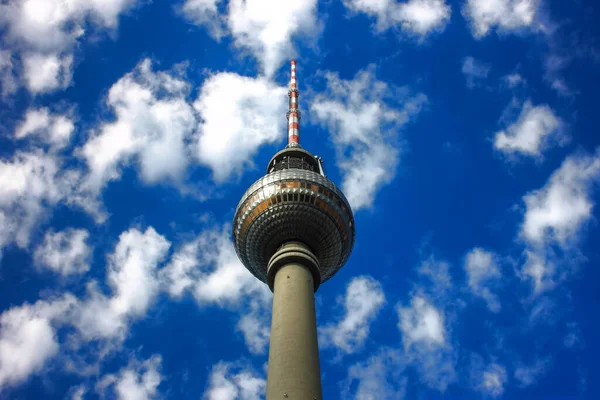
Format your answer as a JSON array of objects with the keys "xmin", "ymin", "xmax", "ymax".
[{"xmin": 232, "ymin": 147, "xmax": 355, "ymax": 290}]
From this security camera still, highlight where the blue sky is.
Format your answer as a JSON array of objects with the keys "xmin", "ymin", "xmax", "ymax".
[{"xmin": 0, "ymin": 0, "xmax": 599, "ymax": 398}]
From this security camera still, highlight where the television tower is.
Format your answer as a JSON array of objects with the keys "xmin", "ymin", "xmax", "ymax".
[{"xmin": 232, "ymin": 60, "xmax": 355, "ymax": 399}]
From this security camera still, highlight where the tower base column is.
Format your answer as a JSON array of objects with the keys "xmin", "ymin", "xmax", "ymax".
[{"xmin": 266, "ymin": 242, "xmax": 322, "ymax": 400}]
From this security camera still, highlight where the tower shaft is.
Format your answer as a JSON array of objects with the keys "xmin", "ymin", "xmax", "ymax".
[{"xmin": 266, "ymin": 242, "xmax": 322, "ymax": 399}]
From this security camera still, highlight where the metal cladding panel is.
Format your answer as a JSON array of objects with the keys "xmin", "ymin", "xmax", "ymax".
[{"xmin": 232, "ymin": 169, "xmax": 355, "ymax": 285}]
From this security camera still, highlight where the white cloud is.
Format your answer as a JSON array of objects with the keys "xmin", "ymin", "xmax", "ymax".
[
  {"xmin": 82, "ymin": 63, "xmax": 288, "ymax": 190},
  {"xmin": 72, "ymin": 227, "xmax": 170, "ymax": 341},
  {"xmin": 81, "ymin": 59, "xmax": 196, "ymax": 192},
  {"xmin": 343, "ymin": 349, "xmax": 407, "ymax": 400},
  {"xmin": 463, "ymin": 0, "xmax": 541, "ymax": 38},
  {"xmin": 227, "ymin": 0, "xmax": 319, "ymax": 78},
  {"xmin": 0, "ymin": 50, "xmax": 17, "ymax": 96},
  {"xmin": 398, "ymin": 296, "xmax": 445, "ymax": 348},
  {"xmin": 394, "ymin": 0, "xmax": 452, "ymax": 35},
  {"xmin": 0, "ymin": 296, "xmax": 77, "ymax": 388},
  {"xmin": 417, "ymin": 256, "xmax": 452, "ymax": 300},
  {"xmin": 34, "ymin": 228, "xmax": 91, "ymax": 277},
  {"xmin": 182, "ymin": 0, "xmax": 319, "ymax": 77},
  {"xmin": 0, "ymin": 122, "xmax": 101, "ymax": 256},
  {"xmin": 161, "ymin": 225, "xmax": 267, "ymax": 306},
  {"xmin": 181, "ymin": 0, "xmax": 225, "ymax": 37},
  {"xmin": 494, "ymin": 101, "xmax": 563, "ymax": 157},
  {"xmin": 311, "ymin": 68, "xmax": 427, "ymax": 211},
  {"xmin": 504, "ymin": 72, "xmax": 525, "ymax": 88},
  {"xmin": 0, "ymin": 1, "xmax": 141, "ymax": 95},
  {"xmin": 97, "ymin": 355, "xmax": 162, "ymax": 400},
  {"xmin": 518, "ymin": 149, "xmax": 600, "ymax": 293},
  {"xmin": 70, "ymin": 385, "xmax": 87, "ymax": 400},
  {"xmin": 0, "ymin": 151, "xmax": 63, "ymax": 253},
  {"xmin": 202, "ymin": 362, "xmax": 265, "ymax": 400},
  {"xmin": 236, "ymin": 299, "xmax": 271, "ymax": 355},
  {"xmin": 343, "ymin": 0, "xmax": 451, "ymax": 37},
  {"xmin": 563, "ymin": 322, "xmax": 583, "ymax": 349},
  {"xmin": 520, "ymin": 249, "xmax": 555, "ymax": 294},
  {"xmin": 514, "ymin": 357, "xmax": 551, "ymax": 387},
  {"xmin": 521, "ymin": 150, "xmax": 600, "ymax": 247},
  {"xmin": 321, "ymin": 276, "xmax": 385, "ymax": 354},
  {"xmin": 16, "ymin": 107, "xmax": 75, "ymax": 149},
  {"xmin": 464, "ymin": 248, "xmax": 501, "ymax": 312},
  {"xmin": 2, "ymin": 227, "xmax": 170, "ymax": 386},
  {"xmin": 462, "ymin": 56, "xmax": 490, "ymax": 88},
  {"xmin": 21, "ymin": 52, "xmax": 73, "ymax": 94},
  {"xmin": 0, "ymin": 0, "xmax": 140, "ymax": 52},
  {"xmin": 160, "ymin": 225, "xmax": 270, "ymax": 353},
  {"xmin": 193, "ymin": 72, "xmax": 286, "ymax": 182},
  {"xmin": 476, "ymin": 362, "xmax": 507, "ymax": 397},
  {"xmin": 397, "ymin": 295, "xmax": 455, "ymax": 390}
]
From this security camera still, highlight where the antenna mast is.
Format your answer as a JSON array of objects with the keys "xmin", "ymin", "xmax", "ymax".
[{"xmin": 287, "ymin": 60, "xmax": 301, "ymax": 147}]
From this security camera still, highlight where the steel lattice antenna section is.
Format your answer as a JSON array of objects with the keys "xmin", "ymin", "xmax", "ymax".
[{"xmin": 232, "ymin": 60, "xmax": 355, "ymax": 400}]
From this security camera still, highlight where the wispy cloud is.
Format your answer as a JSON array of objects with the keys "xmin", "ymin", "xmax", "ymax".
[
  {"xmin": 321, "ymin": 276, "xmax": 386, "ymax": 354},
  {"xmin": 464, "ymin": 248, "xmax": 502, "ymax": 312},
  {"xmin": 519, "ymin": 148, "xmax": 600, "ymax": 293},
  {"xmin": 463, "ymin": 0, "xmax": 543, "ymax": 38},
  {"xmin": 494, "ymin": 100, "xmax": 564, "ymax": 159},
  {"xmin": 462, "ymin": 56, "xmax": 491, "ymax": 88}
]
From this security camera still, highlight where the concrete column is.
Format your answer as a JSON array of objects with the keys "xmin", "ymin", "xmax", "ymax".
[{"xmin": 266, "ymin": 242, "xmax": 322, "ymax": 400}]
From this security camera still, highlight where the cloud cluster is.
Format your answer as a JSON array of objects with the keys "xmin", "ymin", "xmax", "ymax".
[
  {"xmin": 0, "ymin": 217, "xmax": 276, "ymax": 391},
  {"xmin": 343, "ymin": 0, "xmax": 452, "ymax": 37},
  {"xmin": 321, "ymin": 276, "xmax": 385, "ymax": 354},
  {"xmin": 182, "ymin": 0, "xmax": 319, "ymax": 77},
  {"xmin": 81, "ymin": 59, "xmax": 288, "ymax": 190},
  {"xmin": 0, "ymin": 226, "xmax": 169, "ymax": 389},
  {"xmin": 343, "ymin": 260, "xmax": 455, "ymax": 397},
  {"xmin": 463, "ymin": 0, "xmax": 542, "ymax": 38},
  {"xmin": 311, "ymin": 67, "xmax": 427, "ymax": 211},
  {"xmin": 494, "ymin": 100, "xmax": 563, "ymax": 158},
  {"xmin": 0, "ymin": 0, "xmax": 141, "ymax": 95}
]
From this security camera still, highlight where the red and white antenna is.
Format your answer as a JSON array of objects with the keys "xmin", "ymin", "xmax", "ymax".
[{"xmin": 287, "ymin": 60, "xmax": 301, "ymax": 147}]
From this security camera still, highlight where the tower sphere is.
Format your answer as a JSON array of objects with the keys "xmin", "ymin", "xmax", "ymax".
[{"xmin": 232, "ymin": 147, "xmax": 355, "ymax": 290}]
